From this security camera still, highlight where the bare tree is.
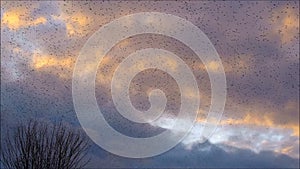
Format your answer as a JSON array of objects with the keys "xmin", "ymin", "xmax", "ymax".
[{"xmin": 1, "ymin": 120, "xmax": 90, "ymax": 169}]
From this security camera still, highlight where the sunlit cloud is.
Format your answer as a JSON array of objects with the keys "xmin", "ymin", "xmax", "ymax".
[
  {"xmin": 198, "ymin": 60, "xmax": 223, "ymax": 73},
  {"xmin": 197, "ymin": 54, "xmax": 254, "ymax": 75},
  {"xmin": 206, "ymin": 61, "xmax": 222, "ymax": 72},
  {"xmin": 150, "ymin": 96, "xmax": 298, "ymax": 159},
  {"xmin": 52, "ymin": 12, "xmax": 91, "ymax": 37},
  {"xmin": 32, "ymin": 17, "xmax": 47, "ymax": 25},
  {"xmin": 32, "ymin": 52, "xmax": 74, "ymax": 70},
  {"xmin": 219, "ymin": 114, "xmax": 299, "ymax": 137},
  {"xmin": 270, "ymin": 6, "xmax": 299, "ymax": 44},
  {"xmin": 2, "ymin": 11, "xmax": 21, "ymax": 29},
  {"xmin": 196, "ymin": 102, "xmax": 298, "ymax": 137},
  {"xmin": 1, "ymin": 1, "xmax": 299, "ymax": 167},
  {"xmin": 2, "ymin": 8, "xmax": 47, "ymax": 30},
  {"xmin": 31, "ymin": 51, "xmax": 75, "ymax": 79},
  {"xmin": 164, "ymin": 56, "xmax": 178, "ymax": 72},
  {"xmin": 153, "ymin": 114, "xmax": 299, "ymax": 159}
]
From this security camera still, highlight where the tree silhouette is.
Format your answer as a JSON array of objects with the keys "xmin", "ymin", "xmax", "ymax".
[{"xmin": 1, "ymin": 120, "xmax": 90, "ymax": 169}]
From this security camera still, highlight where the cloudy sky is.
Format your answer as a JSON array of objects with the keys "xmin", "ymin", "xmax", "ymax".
[{"xmin": 1, "ymin": 1, "xmax": 299, "ymax": 168}]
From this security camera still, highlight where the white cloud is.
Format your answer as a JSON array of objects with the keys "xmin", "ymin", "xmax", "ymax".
[{"xmin": 150, "ymin": 115, "xmax": 299, "ymax": 159}]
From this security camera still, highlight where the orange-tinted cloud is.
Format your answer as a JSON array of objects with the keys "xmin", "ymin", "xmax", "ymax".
[
  {"xmin": 270, "ymin": 6, "xmax": 299, "ymax": 44},
  {"xmin": 2, "ymin": 8, "xmax": 47, "ymax": 30},
  {"xmin": 32, "ymin": 51, "xmax": 75, "ymax": 79},
  {"xmin": 52, "ymin": 13, "xmax": 91, "ymax": 37},
  {"xmin": 198, "ymin": 112, "xmax": 299, "ymax": 137},
  {"xmin": 198, "ymin": 56, "xmax": 252, "ymax": 75},
  {"xmin": 199, "ymin": 60, "xmax": 223, "ymax": 73},
  {"xmin": 32, "ymin": 53, "xmax": 74, "ymax": 69}
]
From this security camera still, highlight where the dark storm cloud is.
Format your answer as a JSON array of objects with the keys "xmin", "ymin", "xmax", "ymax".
[
  {"xmin": 0, "ymin": 72, "xmax": 75, "ymax": 123},
  {"xmin": 86, "ymin": 141, "xmax": 299, "ymax": 168}
]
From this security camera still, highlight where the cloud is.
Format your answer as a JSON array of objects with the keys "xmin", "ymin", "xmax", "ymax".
[
  {"xmin": 86, "ymin": 141, "xmax": 299, "ymax": 168},
  {"xmin": 152, "ymin": 114, "xmax": 299, "ymax": 159},
  {"xmin": 1, "ymin": 8, "xmax": 47, "ymax": 30},
  {"xmin": 52, "ymin": 12, "xmax": 91, "ymax": 37},
  {"xmin": 31, "ymin": 51, "xmax": 75, "ymax": 79},
  {"xmin": 199, "ymin": 60, "xmax": 224, "ymax": 73},
  {"xmin": 218, "ymin": 113, "xmax": 299, "ymax": 137},
  {"xmin": 1, "ymin": 1, "xmax": 299, "ymax": 168},
  {"xmin": 32, "ymin": 51, "xmax": 74, "ymax": 70},
  {"xmin": 270, "ymin": 4, "xmax": 299, "ymax": 44}
]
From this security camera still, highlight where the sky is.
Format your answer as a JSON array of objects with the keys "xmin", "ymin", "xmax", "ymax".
[{"xmin": 1, "ymin": 1, "xmax": 299, "ymax": 168}]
